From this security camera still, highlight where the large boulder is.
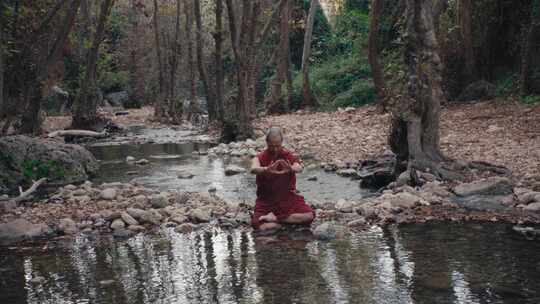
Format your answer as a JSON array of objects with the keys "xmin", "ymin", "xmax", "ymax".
[
  {"xmin": 357, "ymin": 154, "xmax": 397, "ymax": 189},
  {"xmin": 0, "ymin": 136, "xmax": 99, "ymax": 192},
  {"xmin": 453, "ymin": 177, "xmax": 513, "ymax": 197},
  {"xmin": 0, "ymin": 219, "xmax": 52, "ymax": 244},
  {"xmin": 457, "ymin": 80, "xmax": 497, "ymax": 102}
]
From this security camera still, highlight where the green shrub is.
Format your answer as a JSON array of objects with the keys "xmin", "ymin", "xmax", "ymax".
[
  {"xmin": 333, "ymin": 80, "xmax": 376, "ymax": 108},
  {"xmin": 520, "ymin": 95, "xmax": 540, "ymax": 105},
  {"xmin": 21, "ymin": 160, "xmax": 65, "ymax": 182},
  {"xmin": 494, "ymin": 72, "xmax": 518, "ymax": 97}
]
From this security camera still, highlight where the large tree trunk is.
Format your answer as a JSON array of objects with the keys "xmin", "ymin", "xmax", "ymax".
[
  {"xmin": 266, "ymin": 0, "xmax": 291, "ymax": 114},
  {"xmin": 19, "ymin": 0, "xmax": 82, "ymax": 134},
  {"xmin": 388, "ymin": 0, "xmax": 460, "ymax": 180},
  {"xmin": 167, "ymin": 0, "xmax": 182, "ymax": 124},
  {"xmin": 214, "ymin": 0, "xmax": 225, "ymax": 121},
  {"xmin": 225, "ymin": 0, "xmax": 284, "ymax": 140},
  {"xmin": 127, "ymin": 0, "xmax": 145, "ymax": 108},
  {"xmin": 0, "ymin": 27, "xmax": 4, "ymax": 119},
  {"xmin": 300, "ymin": 0, "xmax": 319, "ymax": 109},
  {"xmin": 153, "ymin": 0, "xmax": 166, "ymax": 119},
  {"xmin": 185, "ymin": 0, "xmax": 198, "ymax": 121},
  {"xmin": 194, "ymin": 0, "xmax": 217, "ymax": 121},
  {"xmin": 520, "ymin": 0, "xmax": 540, "ymax": 95},
  {"xmin": 368, "ymin": 0, "xmax": 386, "ymax": 103},
  {"xmin": 458, "ymin": 0, "xmax": 475, "ymax": 82},
  {"xmin": 72, "ymin": 0, "xmax": 115, "ymax": 130}
]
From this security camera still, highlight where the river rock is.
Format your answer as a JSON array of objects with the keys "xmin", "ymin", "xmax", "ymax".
[
  {"xmin": 100, "ymin": 188, "xmax": 117, "ymax": 200},
  {"xmin": 335, "ymin": 199, "xmax": 355, "ymax": 213},
  {"xmin": 389, "ymin": 192, "xmax": 424, "ymax": 209},
  {"xmin": 121, "ymin": 212, "xmax": 139, "ymax": 226},
  {"xmin": 175, "ymin": 223, "xmax": 196, "ymax": 233},
  {"xmin": 313, "ymin": 222, "xmax": 337, "ymax": 240},
  {"xmin": 518, "ymin": 191, "xmax": 540, "ymax": 204},
  {"xmin": 347, "ymin": 217, "xmax": 367, "ymax": 228},
  {"xmin": 357, "ymin": 154, "xmax": 396, "ymax": 189},
  {"xmin": 128, "ymin": 225, "xmax": 146, "ymax": 232},
  {"xmin": 126, "ymin": 156, "xmax": 136, "ymax": 162},
  {"xmin": 134, "ymin": 159, "xmax": 149, "ymax": 165},
  {"xmin": 58, "ymin": 218, "xmax": 78, "ymax": 235},
  {"xmin": 356, "ymin": 204, "xmax": 377, "ymax": 219},
  {"xmin": 150, "ymin": 193, "xmax": 169, "ymax": 209},
  {"xmin": 0, "ymin": 219, "xmax": 52, "ymax": 243},
  {"xmin": 336, "ymin": 168, "xmax": 358, "ymax": 178},
  {"xmin": 457, "ymin": 80, "xmax": 497, "ymax": 102},
  {"xmin": 127, "ymin": 208, "xmax": 147, "ymax": 220},
  {"xmin": 190, "ymin": 208, "xmax": 212, "ymax": 223},
  {"xmin": 141, "ymin": 209, "xmax": 163, "ymax": 225},
  {"xmin": 110, "ymin": 218, "xmax": 126, "ymax": 230},
  {"xmin": 0, "ymin": 135, "xmax": 98, "ymax": 192},
  {"xmin": 225, "ymin": 165, "xmax": 246, "ymax": 176},
  {"xmin": 170, "ymin": 215, "xmax": 188, "ymax": 224},
  {"xmin": 524, "ymin": 202, "xmax": 540, "ymax": 212},
  {"xmin": 453, "ymin": 177, "xmax": 513, "ymax": 196}
]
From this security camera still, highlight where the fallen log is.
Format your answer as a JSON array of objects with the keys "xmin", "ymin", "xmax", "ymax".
[
  {"xmin": 47, "ymin": 130, "xmax": 108, "ymax": 138},
  {"xmin": 0, "ymin": 178, "xmax": 48, "ymax": 203}
]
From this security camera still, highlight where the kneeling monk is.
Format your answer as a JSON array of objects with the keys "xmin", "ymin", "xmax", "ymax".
[{"xmin": 250, "ymin": 127, "xmax": 315, "ymax": 231}]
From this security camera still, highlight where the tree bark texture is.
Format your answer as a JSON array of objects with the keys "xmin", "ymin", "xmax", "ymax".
[
  {"xmin": 300, "ymin": 0, "xmax": 319, "ymax": 109},
  {"xmin": 266, "ymin": 0, "xmax": 292, "ymax": 114},
  {"xmin": 72, "ymin": 0, "xmax": 115, "ymax": 130},
  {"xmin": 388, "ymin": 0, "xmax": 458, "ymax": 179},
  {"xmin": 368, "ymin": 0, "xmax": 386, "ymax": 102},
  {"xmin": 185, "ymin": 0, "xmax": 198, "ymax": 121},
  {"xmin": 225, "ymin": 0, "xmax": 285, "ymax": 140},
  {"xmin": 153, "ymin": 0, "xmax": 166, "ymax": 118},
  {"xmin": 457, "ymin": 0, "xmax": 475, "ymax": 82},
  {"xmin": 194, "ymin": 0, "xmax": 217, "ymax": 121},
  {"xmin": 520, "ymin": 0, "xmax": 540, "ymax": 95},
  {"xmin": 214, "ymin": 0, "xmax": 225, "ymax": 121},
  {"xmin": 19, "ymin": 0, "xmax": 82, "ymax": 134}
]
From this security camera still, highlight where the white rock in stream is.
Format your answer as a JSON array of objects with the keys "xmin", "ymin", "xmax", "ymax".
[
  {"xmin": 225, "ymin": 165, "xmax": 246, "ymax": 176},
  {"xmin": 313, "ymin": 222, "xmax": 337, "ymax": 240},
  {"xmin": 100, "ymin": 188, "xmax": 117, "ymax": 200},
  {"xmin": 110, "ymin": 218, "xmax": 126, "ymax": 230},
  {"xmin": 335, "ymin": 199, "xmax": 355, "ymax": 213}
]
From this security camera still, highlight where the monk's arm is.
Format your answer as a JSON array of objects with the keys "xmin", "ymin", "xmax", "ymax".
[{"xmin": 250, "ymin": 157, "xmax": 267, "ymax": 175}]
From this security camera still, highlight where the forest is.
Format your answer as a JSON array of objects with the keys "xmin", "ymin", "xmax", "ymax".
[{"xmin": 0, "ymin": 0, "xmax": 540, "ymax": 303}]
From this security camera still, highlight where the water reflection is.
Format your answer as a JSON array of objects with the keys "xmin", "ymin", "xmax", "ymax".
[{"xmin": 2, "ymin": 222, "xmax": 540, "ymax": 304}]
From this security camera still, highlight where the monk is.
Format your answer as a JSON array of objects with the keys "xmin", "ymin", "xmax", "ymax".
[{"xmin": 250, "ymin": 127, "xmax": 315, "ymax": 231}]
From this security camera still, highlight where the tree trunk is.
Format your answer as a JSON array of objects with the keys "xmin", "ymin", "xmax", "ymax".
[
  {"xmin": 225, "ymin": 0, "xmax": 284, "ymax": 139},
  {"xmin": 185, "ymin": 0, "xmax": 198, "ymax": 121},
  {"xmin": 266, "ymin": 0, "xmax": 291, "ymax": 114},
  {"xmin": 72, "ymin": 0, "xmax": 115, "ymax": 130},
  {"xmin": 214, "ymin": 0, "xmax": 225, "ymax": 121},
  {"xmin": 0, "ymin": 28, "xmax": 4, "ymax": 119},
  {"xmin": 388, "ymin": 0, "xmax": 460, "ymax": 180},
  {"xmin": 153, "ymin": 0, "xmax": 166, "ymax": 118},
  {"xmin": 520, "ymin": 0, "xmax": 540, "ymax": 95},
  {"xmin": 127, "ymin": 0, "xmax": 144, "ymax": 108},
  {"xmin": 166, "ymin": 0, "xmax": 182, "ymax": 124},
  {"xmin": 19, "ymin": 0, "xmax": 82, "ymax": 134},
  {"xmin": 194, "ymin": 0, "xmax": 217, "ymax": 121},
  {"xmin": 368, "ymin": 0, "xmax": 386, "ymax": 102},
  {"xmin": 300, "ymin": 0, "xmax": 319, "ymax": 109},
  {"xmin": 458, "ymin": 0, "xmax": 475, "ymax": 82}
]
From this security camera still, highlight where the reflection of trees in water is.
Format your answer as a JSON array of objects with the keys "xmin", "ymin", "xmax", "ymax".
[{"xmin": 0, "ymin": 253, "xmax": 27, "ymax": 303}]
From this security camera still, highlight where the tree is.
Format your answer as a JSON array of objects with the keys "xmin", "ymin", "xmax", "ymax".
[
  {"xmin": 368, "ymin": 0, "xmax": 386, "ymax": 104},
  {"xmin": 266, "ymin": 0, "xmax": 292, "ymax": 114},
  {"xmin": 72, "ymin": 0, "xmax": 115, "ymax": 130},
  {"xmin": 213, "ymin": 0, "xmax": 225, "ymax": 121},
  {"xmin": 225, "ymin": 0, "xmax": 285, "ymax": 140},
  {"xmin": 388, "ymin": 0, "xmax": 460, "ymax": 180},
  {"xmin": 520, "ymin": 0, "xmax": 540, "ymax": 95},
  {"xmin": 194, "ymin": 0, "xmax": 217, "ymax": 121},
  {"xmin": 185, "ymin": 0, "xmax": 198, "ymax": 121},
  {"xmin": 300, "ymin": 0, "xmax": 319, "ymax": 109},
  {"xmin": 458, "ymin": 0, "xmax": 475, "ymax": 82},
  {"xmin": 153, "ymin": 0, "xmax": 166, "ymax": 119},
  {"xmin": 19, "ymin": 0, "xmax": 82, "ymax": 134}
]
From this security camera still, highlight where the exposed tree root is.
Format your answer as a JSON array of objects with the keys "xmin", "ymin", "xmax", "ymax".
[{"xmin": 0, "ymin": 178, "xmax": 47, "ymax": 203}]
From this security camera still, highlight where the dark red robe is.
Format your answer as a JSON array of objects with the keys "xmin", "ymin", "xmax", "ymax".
[{"xmin": 251, "ymin": 149, "xmax": 315, "ymax": 229}]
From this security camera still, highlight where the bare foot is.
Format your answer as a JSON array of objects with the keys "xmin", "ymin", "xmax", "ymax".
[{"xmin": 259, "ymin": 212, "xmax": 277, "ymax": 223}]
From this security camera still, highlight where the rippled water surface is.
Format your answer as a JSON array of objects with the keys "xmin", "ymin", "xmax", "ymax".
[{"xmin": 1, "ymin": 222, "xmax": 539, "ymax": 304}]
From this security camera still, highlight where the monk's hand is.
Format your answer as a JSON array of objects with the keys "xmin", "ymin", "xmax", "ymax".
[{"xmin": 267, "ymin": 160, "xmax": 291, "ymax": 175}]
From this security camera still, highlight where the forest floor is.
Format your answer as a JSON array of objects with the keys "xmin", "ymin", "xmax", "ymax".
[
  {"xmin": 43, "ymin": 99, "xmax": 540, "ymax": 182},
  {"xmin": 254, "ymin": 99, "xmax": 540, "ymax": 185}
]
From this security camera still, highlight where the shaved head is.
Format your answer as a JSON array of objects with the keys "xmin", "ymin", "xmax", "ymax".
[{"xmin": 265, "ymin": 126, "xmax": 283, "ymax": 142}]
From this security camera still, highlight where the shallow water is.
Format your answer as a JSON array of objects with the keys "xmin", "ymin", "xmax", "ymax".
[
  {"xmin": 1, "ymin": 222, "xmax": 539, "ymax": 304},
  {"xmin": 88, "ymin": 143, "xmax": 368, "ymax": 204}
]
